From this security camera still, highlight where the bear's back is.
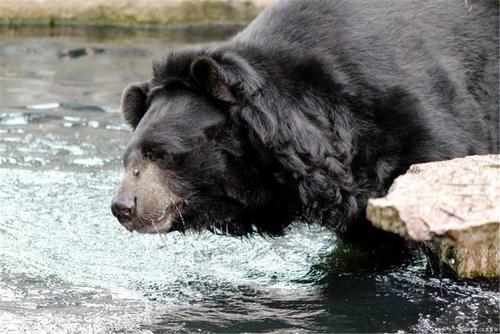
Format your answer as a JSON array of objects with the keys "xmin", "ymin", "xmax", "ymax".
[{"xmin": 233, "ymin": 0, "xmax": 499, "ymax": 152}]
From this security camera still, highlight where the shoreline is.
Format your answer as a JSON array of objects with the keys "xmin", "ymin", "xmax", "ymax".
[
  {"xmin": 0, "ymin": 0, "xmax": 272, "ymax": 27},
  {"xmin": 0, "ymin": 20, "xmax": 250, "ymax": 31}
]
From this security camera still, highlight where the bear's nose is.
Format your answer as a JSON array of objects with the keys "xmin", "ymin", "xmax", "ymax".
[{"xmin": 111, "ymin": 195, "xmax": 136, "ymax": 221}]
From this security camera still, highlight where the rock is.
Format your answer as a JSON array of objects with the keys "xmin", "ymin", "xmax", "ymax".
[{"xmin": 366, "ymin": 155, "xmax": 500, "ymax": 279}]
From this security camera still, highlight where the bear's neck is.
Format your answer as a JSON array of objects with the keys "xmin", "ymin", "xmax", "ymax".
[{"xmin": 231, "ymin": 46, "xmax": 431, "ymax": 229}]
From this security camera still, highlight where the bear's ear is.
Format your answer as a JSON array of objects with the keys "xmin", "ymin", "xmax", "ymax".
[
  {"xmin": 121, "ymin": 82, "xmax": 150, "ymax": 129},
  {"xmin": 190, "ymin": 56, "xmax": 236, "ymax": 104}
]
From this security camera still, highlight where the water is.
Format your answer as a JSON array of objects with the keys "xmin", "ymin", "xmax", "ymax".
[{"xmin": 0, "ymin": 25, "xmax": 498, "ymax": 333}]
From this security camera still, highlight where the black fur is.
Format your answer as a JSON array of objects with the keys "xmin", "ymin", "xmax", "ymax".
[{"xmin": 120, "ymin": 0, "xmax": 499, "ymax": 237}]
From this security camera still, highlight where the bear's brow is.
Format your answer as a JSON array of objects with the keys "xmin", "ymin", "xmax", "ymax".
[{"xmin": 122, "ymin": 147, "xmax": 133, "ymax": 166}]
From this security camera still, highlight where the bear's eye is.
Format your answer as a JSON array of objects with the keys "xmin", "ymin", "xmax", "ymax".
[
  {"xmin": 143, "ymin": 149, "xmax": 189, "ymax": 169},
  {"xmin": 170, "ymin": 151, "xmax": 188, "ymax": 167},
  {"xmin": 143, "ymin": 149, "xmax": 167, "ymax": 162}
]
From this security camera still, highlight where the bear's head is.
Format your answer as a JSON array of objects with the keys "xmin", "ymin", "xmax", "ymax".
[{"xmin": 111, "ymin": 50, "xmax": 298, "ymax": 236}]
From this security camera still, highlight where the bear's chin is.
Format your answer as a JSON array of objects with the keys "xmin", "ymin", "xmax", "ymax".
[{"xmin": 123, "ymin": 212, "xmax": 175, "ymax": 234}]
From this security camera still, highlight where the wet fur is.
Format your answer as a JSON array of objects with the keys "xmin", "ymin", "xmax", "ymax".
[{"xmin": 120, "ymin": 0, "xmax": 499, "ymax": 238}]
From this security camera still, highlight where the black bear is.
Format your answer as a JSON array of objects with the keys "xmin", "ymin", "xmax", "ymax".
[{"xmin": 111, "ymin": 0, "xmax": 499, "ymax": 240}]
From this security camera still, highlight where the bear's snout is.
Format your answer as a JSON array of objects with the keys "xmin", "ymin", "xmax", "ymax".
[
  {"xmin": 111, "ymin": 194, "xmax": 136, "ymax": 226},
  {"xmin": 112, "ymin": 157, "xmax": 177, "ymax": 234}
]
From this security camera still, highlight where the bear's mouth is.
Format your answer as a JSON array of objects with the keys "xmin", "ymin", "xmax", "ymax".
[{"xmin": 124, "ymin": 203, "xmax": 182, "ymax": 234}]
